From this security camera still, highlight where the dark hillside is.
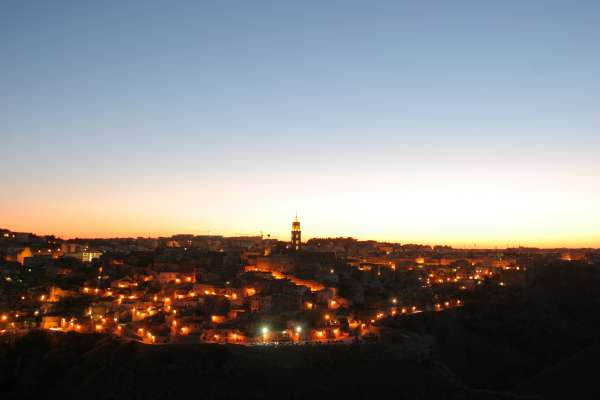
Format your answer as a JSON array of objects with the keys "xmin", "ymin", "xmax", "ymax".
[
  {"xmin": 515, "ymin": 343, "xmax": 600, "ymax": 400},
  {"xmin": 0, "ymin": 331, "xmax": 534, "ymax": 400},
  {"xmin": 380, "ymin": 261, "xmax": 600, "ymax": 394}
]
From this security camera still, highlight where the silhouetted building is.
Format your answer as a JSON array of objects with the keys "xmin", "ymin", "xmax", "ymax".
[{"xmin": 291, "ymin": 215, "xmax": 301, "ymax": 250}]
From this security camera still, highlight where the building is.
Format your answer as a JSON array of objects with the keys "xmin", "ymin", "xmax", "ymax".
[
  {"xmin": 255, "ymin": 255, "xmax": 296, "ymax": 273},
  {"xmin": 3, "ymin": 247, "xmax": 32, "ymax": 265},
  {"xmin": 291, "ymin": 215, "xmax": 301, "ymax": 250}
]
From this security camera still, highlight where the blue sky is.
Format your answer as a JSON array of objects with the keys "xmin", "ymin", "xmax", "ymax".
[{"xmin": 1, "ymin": 1, "xmax": 599, "ymax": 246}]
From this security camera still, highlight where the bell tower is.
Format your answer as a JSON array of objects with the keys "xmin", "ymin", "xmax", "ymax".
[{"xmin": 291, "ymin": 214, "xmax": 301, "ymax": 250}]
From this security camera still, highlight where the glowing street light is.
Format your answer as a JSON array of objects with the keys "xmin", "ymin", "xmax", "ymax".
[{"xmin": 261, "ymin": 326, "xmax": 269, "ymax": 341}]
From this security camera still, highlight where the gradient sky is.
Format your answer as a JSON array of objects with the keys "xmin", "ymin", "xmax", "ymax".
[{"xmin": 1, "ymin": 1, "xmax": 600, "ymax": 247}]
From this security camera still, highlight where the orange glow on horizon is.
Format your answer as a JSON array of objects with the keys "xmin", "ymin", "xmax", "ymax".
[
  {"xmin": 2, "ymin": 165, "xmax": 600, "ymax": 249},
  {"xmin": 1, "ymin": 221, "xmax": 598, "ymax": 248}
]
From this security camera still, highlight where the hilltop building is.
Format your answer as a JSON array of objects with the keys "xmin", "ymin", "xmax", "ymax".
[{"xmin": 291, "ymin": 215, "xmax": 301, "ymax": 250}]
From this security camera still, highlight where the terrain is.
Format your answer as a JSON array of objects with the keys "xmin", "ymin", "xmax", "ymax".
[{"xmin": 2, "ymin": 260, "xmax": 598, "ymax": 400}]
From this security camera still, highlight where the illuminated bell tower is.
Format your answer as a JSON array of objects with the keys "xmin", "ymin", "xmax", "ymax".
[{"xmin": 291, "ymin": 214, "xmax": 301, "ymax": 250}]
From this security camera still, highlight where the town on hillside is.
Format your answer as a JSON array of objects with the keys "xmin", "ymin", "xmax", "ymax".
[{"xmin": 0, "ymin": 218, "xmax": 596, "ymax": 346}]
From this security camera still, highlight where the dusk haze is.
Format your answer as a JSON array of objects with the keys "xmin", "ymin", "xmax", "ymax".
[{"xmin": 2, "ymin": 1, "xmax": 600, "ymax": 247}]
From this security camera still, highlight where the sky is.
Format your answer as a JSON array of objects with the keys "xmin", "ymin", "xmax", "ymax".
[{"xmin": 1, "ymin": 0, "xmax": 600, "ymax": 247}]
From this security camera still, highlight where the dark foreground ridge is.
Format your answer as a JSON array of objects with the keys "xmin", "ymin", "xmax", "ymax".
[
  {"xmin": 3, "ymin": 260, "xmax": 600, "ymax": 399},
  {"xmin": 1, "ymin": 331, "xmax": 538, "ymax": 400}
]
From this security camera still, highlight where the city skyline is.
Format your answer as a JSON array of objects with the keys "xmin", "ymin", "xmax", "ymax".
[
  {"xmin": 1, "ymin": 214, "xmax": 597, "ymax": 249},
  {"xmin": 2, "ymin": 1, "xmax": 600, "ymax": 247}
]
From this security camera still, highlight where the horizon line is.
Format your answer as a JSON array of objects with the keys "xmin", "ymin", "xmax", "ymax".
[{"xmin": 2, "ymin": 226, "xmax": 598, "ymax": 250}]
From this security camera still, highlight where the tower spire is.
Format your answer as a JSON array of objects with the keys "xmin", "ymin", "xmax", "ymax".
[{"xmin": 291, "ymin": 214, "xmax": 301, "ymax": 251}]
